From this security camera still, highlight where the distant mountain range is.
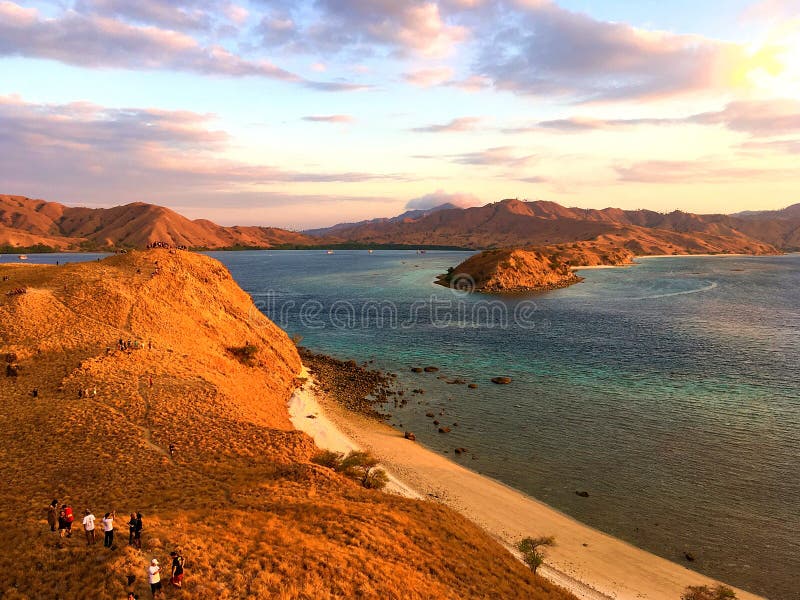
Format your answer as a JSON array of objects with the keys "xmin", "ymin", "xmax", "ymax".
[
  {"xmin": 306, "ymin": 198, "xmax": 800, "ymax": 253},
  {"xmin": 303, "ymin": 202, "xmax": 462, "ymax": 236},
  {"xmin": 0, "ymin": 195, "xmax": 312, "ymax": 250},
  {"xmin": 2, "ymin": 193, "xmax": 799, "ymax": 253}
]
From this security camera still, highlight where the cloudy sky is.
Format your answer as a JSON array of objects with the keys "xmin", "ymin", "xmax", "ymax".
[{"xmin": 1, "ymin": 0, "xmax": 799, "ymax": 228}]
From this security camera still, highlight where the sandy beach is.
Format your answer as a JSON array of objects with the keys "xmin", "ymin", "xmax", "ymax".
[{"xmin": 289, "ymin": 371, "xmax": 764, "ymax": 600}]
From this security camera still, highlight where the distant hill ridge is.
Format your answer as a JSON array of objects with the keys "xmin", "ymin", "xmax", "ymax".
[
  {"xmin": 306, "ymin": 198, "xmax": 798, "ymax": 253},
  {"xmin": 2, "ymin": 194, "xmax": 799, "ymax": 252},
  {"xmin": 0, "ymin": 195, "xmax": 313, "ymax": 250}
]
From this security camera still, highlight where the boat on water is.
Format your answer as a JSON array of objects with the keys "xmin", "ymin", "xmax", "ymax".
[
  {"xmin": 18, "ymin": 255, "xmax": 28, "ymax": 260},
  {"xmin": 326, "ymin": 250, "xmax": 334, "ymax": 255},
  {"xmin": 368, "ymin": 249, "xmax": 374, "ymax": 254}
]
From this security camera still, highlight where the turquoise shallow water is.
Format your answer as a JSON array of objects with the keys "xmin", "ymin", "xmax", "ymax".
[{"xmin": 7, "ymin": 251, "xmax": 799, "ymax": 598}]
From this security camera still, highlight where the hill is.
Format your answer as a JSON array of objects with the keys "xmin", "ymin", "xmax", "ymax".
[
  {"xmin": 443, "ymin": 242, "xmax": 636, "ymax": 293},
  {"xmin": 0, "ymin": 195, "xmax": 313, "ymax": 250},
  {"xmin": 310, "ymin": 198, "xmax": 793, "ymax": 253},
  {"xmin": 0, "ymin": 249, "xmax": 573, "ymax": 599}
]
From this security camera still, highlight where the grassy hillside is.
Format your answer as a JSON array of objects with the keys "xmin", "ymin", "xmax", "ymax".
[{"xmin": 0, "ymin": 249, "xmax": 574, "ymax": 599}]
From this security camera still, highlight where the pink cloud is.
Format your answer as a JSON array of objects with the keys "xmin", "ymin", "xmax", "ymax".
[
  {"xmin": 412, "ymin": 116, "xmax": 481, "ymax": 133},
  {"xmin": 0, "ymin": 96, "xmax": 406, "ymax": 208},
  {"xmin": 468, "ymin": 0, "xmax": 753, "ymax": 101},
  {"xmin": 0, "ymin": 1, "xmax": 365, "ymax": 91},
  {"xmin": 403, "ymin": 67, "xmax": 455, "ymax": 87}
]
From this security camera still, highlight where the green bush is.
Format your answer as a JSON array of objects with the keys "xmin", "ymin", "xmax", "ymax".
[
  {"xmin": 517, "ymin": 536, "xmax": 555, "ymax": 574},
  {"xmin": 311, "ymin": 450, "xmax": 343, "ymax": 469},
  {"xmin": 228, "ymin": 343, "xmax": 258, "ymax": 365},
  {"xmin": 312, "ymin": 450, "xmax": 388, "ymax": 490}
]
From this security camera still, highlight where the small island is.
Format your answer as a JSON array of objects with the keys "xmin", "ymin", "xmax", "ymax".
[{"xmin": 439, "ymin": 242, "xmax": 636, "ymax": 293}]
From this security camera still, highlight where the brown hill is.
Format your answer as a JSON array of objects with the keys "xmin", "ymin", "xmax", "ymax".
[
  {"xmin": 0, "ymin": 195, "xmax": 313, "ymax": 250},
  {"xmin": 0, "ymin": 249, "xmax": 573, "ymax": 599},
  {"xmin": 312, "ymin": 198, "xmax": 791, "ymax": 252},
  {"xmin": 444, "ymin": 242, "xmax": 636, "ymax": 293}
]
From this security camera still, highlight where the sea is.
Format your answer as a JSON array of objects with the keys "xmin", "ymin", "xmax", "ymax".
[{"xmin": 5, "ymin": 250, "xmax": 798, "ymax": 599}]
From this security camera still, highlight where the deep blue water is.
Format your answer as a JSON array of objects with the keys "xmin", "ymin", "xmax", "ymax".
[{"xmin": 7, "ymin": 250, "xmax": 799, "ymax": 599}]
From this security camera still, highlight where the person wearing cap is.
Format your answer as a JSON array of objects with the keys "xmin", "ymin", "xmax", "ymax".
[
  {"xmin": 148, "ymin": 558, "xmax": 162, "ymax": 598},
  {"xmin": 82, "ymin": 509, "xmax": 96, "ymax": 545}
]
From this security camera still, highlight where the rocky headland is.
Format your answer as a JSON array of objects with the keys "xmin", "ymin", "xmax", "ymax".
[{"xmin": 0, "ymin": 249, "xmax": 573, "ymax": 599}]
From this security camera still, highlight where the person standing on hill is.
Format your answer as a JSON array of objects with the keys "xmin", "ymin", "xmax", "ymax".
[
  {"xmin": 128, "ymin": 512, "xmax": 137, "ymax": 546},
  {"xmin": 169, "ymin": 550, "xmax": 185, "ymax": 588},
  {"xmin": 133, "ymin": 512, "xmax": 143, "ymax": 549},
  {"xmin": 101, "ymin": 511, "xmax": 116, "ymax": 548},
  {"xmin": 148, "ymin": 558, "xmax": 162, "ymax": 598},
  {"xmin": 83, "ymin": 509, "xmax": 96, "ymax": 545},
  {"xmin": 46, "ymin": 499, "xmax": 58, "ymax": 532},
  {"xmin": 62, "ymin": 504, "xmax": 74, "ymax": 537}
]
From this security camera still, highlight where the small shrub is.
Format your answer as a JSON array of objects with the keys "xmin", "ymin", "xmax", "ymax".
[
  {"xmin": 517, "ymin": 536, "xmax": 555, "ymax": 574},
  {"xmin": 228, "ymin": 343, "xmax": 258, "ymax": 365},
  {"xmin": 681, "ymin": 585, "xmax": 737, "ymax": 600},
  {"xmin": 312, "ymin": 450, "xmax": 343, "ymax": 469},
  {"xmin": 363, "ymin": 468, "xmax": 389, "ymax": 490},
  {"xmin": 312, "ymin": 450, "xmax": 388, "ymax": 490}
]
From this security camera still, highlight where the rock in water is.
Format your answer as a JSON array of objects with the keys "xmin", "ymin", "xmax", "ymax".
[
  {"xmin": 424, "ymin": 366, "xmax": 439, "ymax": 373},
  {"xmin": 491, "ymin": 377, "xmax": 512, "ymax": 385},
  {"xmin": 404, "ymin": 431, "xmax": 416, "ymax": 441}
]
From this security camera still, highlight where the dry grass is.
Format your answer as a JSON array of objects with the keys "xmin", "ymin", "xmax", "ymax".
[{"xmin": 0, "ymin": 249, "xmax": 576, "ymax": 599}]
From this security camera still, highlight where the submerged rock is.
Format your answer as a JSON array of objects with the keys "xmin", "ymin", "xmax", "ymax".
[{"xmin": 491, "ymin": 377, "xmax": 512, "ymax": 385}]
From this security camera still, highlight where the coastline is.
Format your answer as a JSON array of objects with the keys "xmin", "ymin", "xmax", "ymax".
[{"xmin": 289, "ymin": 365, "xmax": 764, "ymax": 600}]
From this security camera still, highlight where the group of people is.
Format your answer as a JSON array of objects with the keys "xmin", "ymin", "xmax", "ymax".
[
  {"xmin": 145, "ymin": 241, "xmax": 187, "ymax": 251},
  {"xmin": 48, "ymin": 500, "xmax": 185, "ymax": 596},
  {"xmin": 46, "ymin": 500, "xmax": 143, "ymax": 549}
]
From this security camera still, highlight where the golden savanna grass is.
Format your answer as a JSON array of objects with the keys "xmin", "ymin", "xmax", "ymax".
[{"xmin": 0, "ymin": 250, "xmax": 575, "ymax": 599}]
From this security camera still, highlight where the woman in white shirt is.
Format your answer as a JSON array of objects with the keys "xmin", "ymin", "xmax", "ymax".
[{"xmin": 101, "ymin": 511, "xmax": 115, "ymax": 548}]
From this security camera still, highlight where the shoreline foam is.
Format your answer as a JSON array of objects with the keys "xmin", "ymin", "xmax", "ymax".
[{"xmin": 290, "ymin": 366, "xmax": 764, "ymax": 600}]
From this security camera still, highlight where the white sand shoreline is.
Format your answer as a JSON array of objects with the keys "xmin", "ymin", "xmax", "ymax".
[{"xmin": 288, "ymin": 368, "xmax": 763, "ymax": 600}]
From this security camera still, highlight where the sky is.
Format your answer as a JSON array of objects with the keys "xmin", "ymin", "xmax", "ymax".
[{"xmin": 1, "ymin": 0, "xmax": 799, "ymax": 228}]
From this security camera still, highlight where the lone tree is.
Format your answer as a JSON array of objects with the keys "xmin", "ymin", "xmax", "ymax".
[
  {"xmin": 681, "ymin": 585, "xmax": 737, "ymax": 600},
  {"xmin": 516, "ymin": 536, "xmax": 555, "ymax": 574}
]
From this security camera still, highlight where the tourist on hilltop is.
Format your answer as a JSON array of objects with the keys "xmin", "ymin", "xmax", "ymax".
[
  {"xmin": 128, "ymin": 512, "xmax": 137, "ymax": 546},
  {"xmin": 83, "ymin": 509, "xmax": 96, "ymax": 545},
  {"xmin": 57, "ymin": 506, "xmax": 67, "ymax": 535},
  {"xmin": 62, "ymin": 504, "xmax": 74, "ymax": 538},
  {"xmin": 46, "ymin": 499, "xmax": 58, "ymax": 532},
  {"xmin": 148, "ymin": 558, "xmax": 163, "ymax": 598},
  {"xmin": 132, "ymin": 512, "xmax": 143, "ymax": 549},
  {"xmin": 101, "ymin": 510, "xmax": 116, "ymax": 549},
  {"xmin": 169, "ymin": 550, "xmax": 185, "ymax": 588}
]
